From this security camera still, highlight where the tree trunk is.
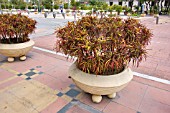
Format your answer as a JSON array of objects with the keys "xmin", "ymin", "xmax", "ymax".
[
  {"xmin": 145, "ymin": 1, "xmax": 149, "ymax": 12},
  {"xmin": 160, "ymin": 0, "xmax": 163, "ymax": 12},
  {"xmin": 138, "ymin": 1, "xmax": 142, "ymax": 13},
  {"xmin": 129, "ymin": 0, "xmax": 134, "ymax": 11},
  {"xmin": 156, "ymin": 0, "xmax": 160, "ymax": 14}
]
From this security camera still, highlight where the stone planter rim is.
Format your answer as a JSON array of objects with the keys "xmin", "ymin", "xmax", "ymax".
[
  {"xmin": 0, "ymin": 40, "xmax": 34, "ymax": 49},
  {"xmin": 68, "ymin": 61, "xmax": 133, "ymax": 88},
  {"xmin": 0, "ymin": 39, "xmax": 34, "ymax": 58}
]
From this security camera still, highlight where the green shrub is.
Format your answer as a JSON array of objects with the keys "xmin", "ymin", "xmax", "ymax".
[
  {"xmin": 64, "ymin": 3, "xmax": 68, "ymax": 9},
  {"xmin": 115, "ymin": 5, "xmax": 122, "ymax": 15},
  {"xmin": 102, "ymin": 3, "xmax": 109, "ymax": 10},
  {"xmin": 131, "ymin": 13, "xmax": 140, "ymax": 17},
  {"xmin": 86, "ymin": 11, "xmax": 92, "ymax": 15},
  {"xmin": 54, "ymin": 5, "xmax": 59, "ymax": 9},
  {"xmin": 108, "ymin": 14, "xmax": 116, "ymax": 17},
  {"xmin": 28, "ymin": 6, "xmax": 32, "ymax": 9},
  {"xmin": 87, "ymin": 5, "xmax": 93, "ymax": 10},
  {"xmin": 15, "ymin": 5, "xmax": 19, "ymax": 9},
  {"xmin": 20, "ymin": 5, "xmax": 26, "ymax": 10},
  {"xmin": 45, "ymin": 4, "xmax": 51, "ymax": 9}
]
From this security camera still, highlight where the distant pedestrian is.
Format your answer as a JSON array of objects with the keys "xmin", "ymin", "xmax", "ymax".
[
  {"xmin": 60, "ymin": 8, "xmax": 63, "ymax": 13},
  {"xmin": 60, "ymin": 8, "xmax": 65, "ymax": 19}
]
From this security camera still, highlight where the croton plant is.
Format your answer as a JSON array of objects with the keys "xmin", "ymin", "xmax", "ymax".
[
  {"xmin": 0, "ymin": 14, "xmax": 36, "ymax": 44},
  {"xmin": 55, "ymin": 16, "xmax": 152, "ymax": 75}
]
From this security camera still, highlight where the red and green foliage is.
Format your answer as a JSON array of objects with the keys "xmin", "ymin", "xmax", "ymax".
[
  {"xmin": 0, "ymin": 14, "xmax": 37, "ymax": 44},
  {"xmin": 55, "ymin": 16, "xmax": 152, "ymax": 75}
]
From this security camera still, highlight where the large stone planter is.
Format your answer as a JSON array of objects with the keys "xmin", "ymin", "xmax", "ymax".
[
  {"xmin": 68, "ymin": 62, "xmax": 133, "ymax": 103},
  {"xmin": 0, "ymin": 40, "xmax": 35, "ymax": 62}
]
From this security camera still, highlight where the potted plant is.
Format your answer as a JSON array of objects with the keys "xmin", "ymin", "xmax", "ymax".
[
  {"xmin": 0, "ymin": 14, "xmax": 36, "ymax": 62},
  {"xmin": 55, "ymin": 16, "xmax": 152, "ymax": 103}
]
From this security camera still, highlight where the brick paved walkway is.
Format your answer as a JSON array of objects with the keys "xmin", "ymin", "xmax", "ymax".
[
  {"xmin": 131, "ymin": 16, "xmax": 170, "ymax": 80},
  {"xmin": 0, "ymin": 50, "xmax": 169, "ymax": 113},
  {"xmin": 0, "ymin": 15, "xmax": 170, "ymax": 113}
]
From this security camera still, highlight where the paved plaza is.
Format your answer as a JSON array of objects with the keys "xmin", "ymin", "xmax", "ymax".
[{"xmin": 0, "ymin": 13, "xmax": 170, "ymax": 113}]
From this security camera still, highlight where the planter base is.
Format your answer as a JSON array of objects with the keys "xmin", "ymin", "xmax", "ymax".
[
  {"xmin": 7, "ymin": 55, "xmax": 26, "ymax": 62},
  {"xmin": 92, "ymin": 95, "xmax": 102, "ymax": 103},
  {"xmin": 107, "ymin": 93, "xmax": 116, "ymax": 99},
  {"xmin": 8, "ymin": 57, "xmax": 14, "ymax": 62},
  {"xmin": 20, "ymin": 56, "xmax": 26, "ymax": 61},
  {"xmin": 92, "ymin": 92, "xmax": 116, "ymax": 103}
]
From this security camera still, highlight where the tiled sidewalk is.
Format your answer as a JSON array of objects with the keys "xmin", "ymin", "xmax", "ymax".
[
  {"xmin": 130, "ymin": 16, "xmax": 170, "ymax": 80},
  {"xmin": 0, "ymin": 15, "xmax": 170, "ymax": 113},
  {"xmin": 0, "ymin": 49, "xmax": 170, "ymax": 113}
]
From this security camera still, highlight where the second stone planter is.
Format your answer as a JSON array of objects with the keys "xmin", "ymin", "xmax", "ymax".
[{"xmin": 0, "ymin": 40, "xmax": 35, "ymax": 62}]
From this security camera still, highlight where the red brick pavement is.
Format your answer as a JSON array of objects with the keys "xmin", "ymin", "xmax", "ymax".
[
  {"xmin": 0, "ymin": 49, "xmax": 170, "ymax": 113},
  {"xmin": 0, "ymin": 16, "xmax": 169, "ymax": 113}
]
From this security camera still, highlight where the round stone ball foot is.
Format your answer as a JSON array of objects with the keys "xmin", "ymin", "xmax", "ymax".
[
  {"xmin": 8, "ymin": 57, "xmax": 14, "ymax": 62},
  {"xmin": 20, "ymin": 56, "xmax": 26, "ymax": 61},
  {"xmin": 92, "ymin": 95, "xmax": 102, "ymax": 103},
  {"xmin": 107, "ymin": 93, "xmax": 116, "ymax": 99}
]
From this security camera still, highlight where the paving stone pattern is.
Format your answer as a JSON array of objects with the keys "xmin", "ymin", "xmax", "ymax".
[{"xmin": 0, "ymin": 15, "xmax": 170, "ymax": 113}]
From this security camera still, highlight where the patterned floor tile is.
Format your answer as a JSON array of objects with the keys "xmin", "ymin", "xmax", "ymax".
[
  {"xmin": 57, "ymin": 92, "xmax": 64, "ymax": 97},
  {"xmin": 55, "ymin": 84, "xmax": 82, "ymax": 102},
  {"xmin": 65, "ymin": 89, "xmax": 81, "ymax": 98},
  {"xmin": 58, "ymin": 98, "xmax": 102, "ymax": 113},
  {"xmin": 17, "ymin": 68, "xmax": 44, "ymax": 80}
]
